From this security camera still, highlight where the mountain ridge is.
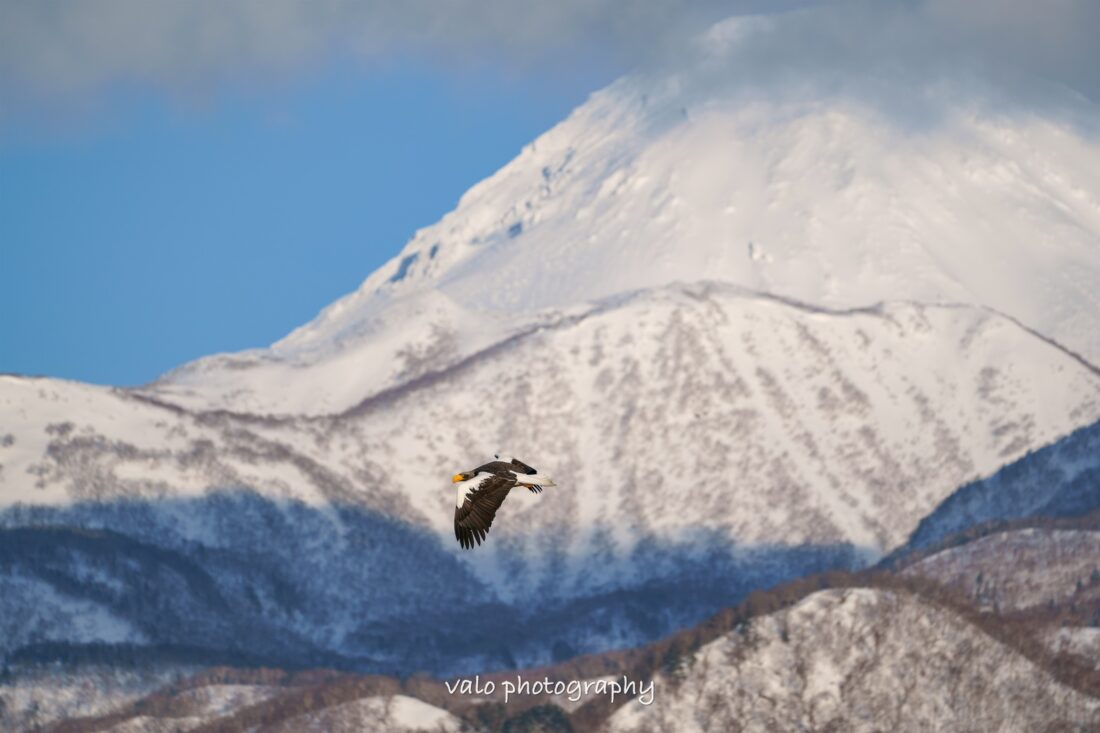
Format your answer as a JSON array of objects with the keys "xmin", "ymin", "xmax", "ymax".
[
  {"xmin": 66, "ymin": 283, "xmax": 1097, "ymax": 426},
  {"xmin": 3, "ymin": 283, "xmax": 1099, "ymax": 674}
]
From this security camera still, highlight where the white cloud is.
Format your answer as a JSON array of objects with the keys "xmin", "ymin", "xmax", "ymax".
[
  {"xmin": 1, "ymin": 1, "xmax": 1097, "ymax": 104},
  {"xmin": 924, "ymin": 0, "xmax": 1100, "ymax": 98},
  {"xmin": 0, "ymin": 1, "xmax": 788, "ymax": 96}
]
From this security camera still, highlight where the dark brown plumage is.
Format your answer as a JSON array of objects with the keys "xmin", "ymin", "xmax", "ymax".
[
  {"xmin": 454, "ymin": 473, "xmax": 516, "ymax": 549},
  {"xmin": 473, "ymin": 458, "xmax": 538, "ymax": 476},
  {"xmin": 452, "ymin": 456, "xmax": 553, "ymax": 549}
]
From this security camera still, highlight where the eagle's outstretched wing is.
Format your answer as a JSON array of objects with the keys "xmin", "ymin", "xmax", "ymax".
[
  {"xmin": 454, "ymin": 473, "xmax": 517, "ymax": 549},
  {"xmin": 506, "ymin": 457, "xmax": 538, "ymax": 475},
  {"xmin": 473, "ymin": 458, "xmax": 538, "ymax": 476}
]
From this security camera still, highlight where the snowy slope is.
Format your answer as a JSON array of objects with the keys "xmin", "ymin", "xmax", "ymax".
[
  {"xmin": 2, "ymin": 286, "xmax": 1099, "ymax": 671},
  {"xmin": 139, "ymin": 16, "xmax": 1100, "ymax": 417},
  {"xmin": 0, "ymin": 665, "xmax": 198, "ymax": 732},
  {"xmin": 3, "ymin": 7, "xmax": 1100, "ymax": 681},
  {"xmin": 5, "ymin": 291, "xmax": 1099, "ymax": 548},
  {"xmin": 607, "ymin": 588, "xmax": 1100, "ymax": 733},
  {"xmin": 263, "ymin": 695, "xmax": 461, "ymax": 733},
  {"xmin": 906, "ymin": 418, "xmax": 1100, "ymax": 550},
  {"xmin": 92, "ymin": 694, "xmax": 458, "ymax": 733},
  {"xmin": 1049, "ymin": 627, "xmax": 1100, "ymax": 671},
  {"xmin": 903, "ymin": 527, "xmax": 1100, "ymax": 611}
]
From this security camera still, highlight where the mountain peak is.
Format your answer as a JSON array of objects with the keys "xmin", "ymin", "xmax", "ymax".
[{"xmin": 143, "ymin": 15, "xmax": 1100, "ymax": 416}]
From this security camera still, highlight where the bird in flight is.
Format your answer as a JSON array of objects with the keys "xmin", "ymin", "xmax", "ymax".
[{"xmin": 452, "ymin": 454, "xmax": 556, "ymax": 549}]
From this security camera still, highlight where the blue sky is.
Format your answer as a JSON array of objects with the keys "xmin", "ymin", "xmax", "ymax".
[
  {"xmin": 1, "ymin": 64, "xmax": 597, "ymax": 386},
  {"xmin": 3, "ymin": 1, "xmax": 1096, "ymax": 387}
]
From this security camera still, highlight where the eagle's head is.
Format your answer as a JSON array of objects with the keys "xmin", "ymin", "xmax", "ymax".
[{"xmin": 452, "ymin": 472, "xmax": 474, "ymax": 483}]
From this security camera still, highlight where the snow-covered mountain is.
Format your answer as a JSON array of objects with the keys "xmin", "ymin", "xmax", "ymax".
[
  {"xmin": 2, "ymin": 287, "xmax": 1097, "ymax": 672},
  {"xmin": 607, "ymin": 587, "xmax": 1100, "ymax": 733},
  {"xmin": 15, "ymin": 573, "xmax": 1094, "ymax": 733},
  {"xmin": 897, "ymin": 516, "xmax": 1100, "ymax": 676},
  {"xmin": 906, "ymin": 419, "xmax": 1100, "ymax": 550},
  {"xmin": 903, "ymin": 524, "xmax": 1100, "ymax": 612},
  {"xmin": 142, "ymin": 15, "xmax": 1100, "ymax": 418},
  {"xmin": 3, "ymin": 5, "xmax": 1100, "ymax": 685}
]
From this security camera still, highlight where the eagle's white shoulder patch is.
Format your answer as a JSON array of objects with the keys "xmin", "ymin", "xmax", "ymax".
[{"xmin": 454, "ymin": 474, "xmax": 487, "ymax": 507}]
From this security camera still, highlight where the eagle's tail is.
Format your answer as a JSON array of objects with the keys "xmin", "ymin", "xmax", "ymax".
[{"xmin": 515, "ymin": 475, "xmax": 555, "ymax": 493}]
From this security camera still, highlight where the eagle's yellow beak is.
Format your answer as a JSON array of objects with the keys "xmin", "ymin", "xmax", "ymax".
[{"xmin": 452, "ymin": 473, "xmax": 465, "ymax": 483}]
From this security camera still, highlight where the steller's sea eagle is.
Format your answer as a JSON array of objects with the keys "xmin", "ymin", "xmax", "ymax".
[{"xmin": 452, "ymin": 454, "xmax": 556, "ymax": 549}]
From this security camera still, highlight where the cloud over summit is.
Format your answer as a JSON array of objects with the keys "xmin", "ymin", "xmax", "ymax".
[{"xmin": 1, "ymin": 1, "xmax": 1098, "ymax": 105}]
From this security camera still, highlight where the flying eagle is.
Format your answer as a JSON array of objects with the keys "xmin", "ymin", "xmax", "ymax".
[{"xmin": 452, "ymin": 454, "xmax": 556, "ymax": 549}]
